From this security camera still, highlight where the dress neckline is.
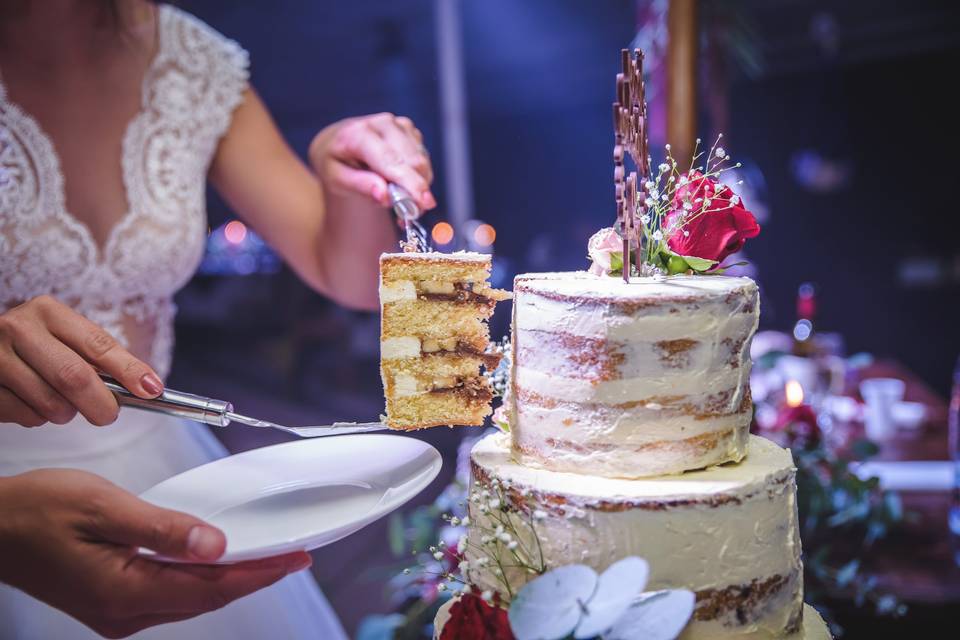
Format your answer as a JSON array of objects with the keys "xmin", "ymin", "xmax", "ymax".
[{"xmin": 0, "ymin": 4, "xmax": 167, "ymax": 260}]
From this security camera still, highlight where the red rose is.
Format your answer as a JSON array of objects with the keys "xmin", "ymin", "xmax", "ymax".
[
  {"xmin": 440, "ymin": 591, "xmax": 514, "ymax": 640},
  {"xmin": 665, "ymin": 171, "xmax": 760, "ymax": 264}
]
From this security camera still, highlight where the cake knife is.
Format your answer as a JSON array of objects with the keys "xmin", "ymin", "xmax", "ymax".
[
  {"xmin": 99, "ymin": 374, "xmax": 388, "ymax": 437},
  {"xmin": 387, "ymin": 183, "xmax": 431, "ymax": 252}
]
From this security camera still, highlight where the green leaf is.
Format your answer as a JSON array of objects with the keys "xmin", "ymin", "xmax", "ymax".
[
  {"xmin": 660, "ymin": 248, "xmax": 719, "ymax": 274},
  {"xmin": 666, "ymin": 255, "xmax": 689, "ymax": 275},
  {"xmin": 850, "ymin": 439, "xmax": 880, "ymax": 460},
  {"xmin": 682, "ymin": 255, "xmax": 719, "ymax": 272},
  {"xmin": 610, "ymin": 251, "xmax": 623, "ymax": 273}
]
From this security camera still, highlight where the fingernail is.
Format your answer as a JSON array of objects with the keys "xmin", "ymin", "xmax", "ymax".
[
  {"xmin": 371, "ymin": 184, "xmax": 384, "ymax": 203},
  {"xmin": 423, "ymin": 191, "xmax": 436, "ymax": 208},
  {"xmin": 140, "ymin": 372, "xmax": 164, "ymax": 396},
  {"xmin": 187, "ymin": 526, "xmax": 222, "ymax": 560},
  {"xmin": 289, "ymin": 555, "xmax": 312, "ymax": 573}
]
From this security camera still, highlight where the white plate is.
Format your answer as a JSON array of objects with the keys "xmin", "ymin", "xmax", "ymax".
[{"xmin": 139, "ymin": 434, "xmax": 442, "ymax": 563}]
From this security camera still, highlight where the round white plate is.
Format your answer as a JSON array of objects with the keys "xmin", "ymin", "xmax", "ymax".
[{"xmin": 139, "ymin": 434, "xmax": 442, "ymax": 563}]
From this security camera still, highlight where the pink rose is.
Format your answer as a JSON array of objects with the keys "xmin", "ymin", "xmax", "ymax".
[
  {"xmin": 665, "ymin": 172, "xmax": 760, "ymax": 265},
  {"xmin": 587, "ymin": 227, "xmax": 622, "ymax": 276}
]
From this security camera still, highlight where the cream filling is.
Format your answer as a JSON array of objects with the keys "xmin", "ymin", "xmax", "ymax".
[
  {"xmin": 514, "ymin": 365, "xmax": 746, "ymax": 404},
  {"xmin": 381, "ymin": 336, "xmax": 421, "ymax": 359},
  {"xmin": 379, "ymin": 279, "xmax": 417, "ymax": 303},
  {"xmin": 515, "ymin": 295, "xmax": 758, "ymax": 342},
  {"xmin": 515, "ymin": 402, "xmax": 751, "ymax": 446},
  {"xmin": 517, "ymin": 329, "xmax": 751, "ymax": 379},
  {"xmin": 392, "ymin": 373, "xmax": 422, "ymax": 398},
  {"xmin": 513, "ymin": 428, "xmax": 748, "ymax": 479}
]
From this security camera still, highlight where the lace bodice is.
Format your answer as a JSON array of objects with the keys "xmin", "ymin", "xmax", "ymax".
[{"xmin": 0, "ymin": 5, "xmax": 248, "ymax": 379}]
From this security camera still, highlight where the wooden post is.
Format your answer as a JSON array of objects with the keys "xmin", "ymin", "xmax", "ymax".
[{"xmin": 667, "ymin": 0, "xmax": 698, "ymax": 163}]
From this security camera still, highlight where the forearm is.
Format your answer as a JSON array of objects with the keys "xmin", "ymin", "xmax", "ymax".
[{"xmin": 315, "ymin": 191, "xmax": 397, "ymax": 311}]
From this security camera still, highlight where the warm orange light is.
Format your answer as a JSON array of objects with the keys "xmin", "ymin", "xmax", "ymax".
[
  {"xmin": 224, "ymin": 220, "xmax": 248, "ymax": 245},
  {"xmin": 473, "ymin": 223, "xmax": 496, "ymax": 247},
  {"xmin": 785, "ymin": 380, "xmax": 804, "ymax": 408},
  {"xmin": 432, "ymin": 221, "xmax": 454, "ymax": 245}
]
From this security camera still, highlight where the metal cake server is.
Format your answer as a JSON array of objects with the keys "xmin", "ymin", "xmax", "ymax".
[
  {"xmin": 387, "ymin": 183, "xmax": 431, "ymax": 252},
  {"xmin": 99, "ymin": 374, "xmax": 387, "ymax": 438}
]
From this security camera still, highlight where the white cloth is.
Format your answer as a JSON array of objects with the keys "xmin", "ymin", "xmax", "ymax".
[{"xmin": 0, "ymin": 4, "xmax": 348, "ymax": 639}]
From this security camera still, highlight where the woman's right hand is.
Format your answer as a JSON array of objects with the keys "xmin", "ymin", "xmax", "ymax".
[{"xmin": 0, "ymin": 295, "xmax": 164, "ymax": 427}]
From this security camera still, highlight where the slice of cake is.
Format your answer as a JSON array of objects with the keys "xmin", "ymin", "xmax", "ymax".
[{"xmin": 380, "ymin": 251, "xmax": 510, "ymax": 429}]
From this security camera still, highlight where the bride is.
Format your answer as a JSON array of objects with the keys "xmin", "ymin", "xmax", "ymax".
[{"xmin": 0, "ymin": 1, "xmax": 434, "ymax": 637}]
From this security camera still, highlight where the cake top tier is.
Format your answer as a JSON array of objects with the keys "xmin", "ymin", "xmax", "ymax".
[
  {"xmin": 473, "ymin": 433, "xmax": 792, "ymax": 504},
  {"xmin": 515, "ymin": 271, "xmax": 756, "ymax": 307}
]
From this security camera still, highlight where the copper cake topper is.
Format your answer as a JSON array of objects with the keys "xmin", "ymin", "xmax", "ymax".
[{"xmin": 613, "ymin": 48, "xmax": 650, "ymax": 282}]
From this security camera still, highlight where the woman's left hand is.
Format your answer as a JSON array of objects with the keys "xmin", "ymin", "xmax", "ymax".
[{"xmin": 308, "ymin": 112, "xmax": 436, "ymax": 213}]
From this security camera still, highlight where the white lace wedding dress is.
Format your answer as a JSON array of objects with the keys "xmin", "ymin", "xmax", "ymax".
[{"xmin": 0, "ymin": 5, "xmax": 348, "ymax": 639}]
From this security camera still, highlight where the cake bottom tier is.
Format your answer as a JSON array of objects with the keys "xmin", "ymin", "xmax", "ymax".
[
  {"xmin": 432, "ymin": 601, "xmax": 831, "ymax": 640},
  {"xmin": 465, "ymin": 433, "xmax": 804, "ymax": 639}
]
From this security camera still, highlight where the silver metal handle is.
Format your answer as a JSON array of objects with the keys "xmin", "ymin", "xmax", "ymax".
[{"xmin": 99, "ymin": 373, "xmax": 233, "ymax": 427}]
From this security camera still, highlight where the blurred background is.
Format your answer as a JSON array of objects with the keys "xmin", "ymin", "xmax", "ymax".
[{"xmin": 170, "ymin": 1, "xmax": 960, "ymax": 638}]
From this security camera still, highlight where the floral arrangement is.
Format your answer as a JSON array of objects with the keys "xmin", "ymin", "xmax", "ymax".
[
  {"xmin": 415, "ymin": 474, "xmax": 694, "ymax": 640},
  {"xmin": 590, "ymin": 136, "xmax": 760, "ymax": 278},
  {"xmin": 357, "ymin": 432, "xmax": 695, "ymax": 640}
]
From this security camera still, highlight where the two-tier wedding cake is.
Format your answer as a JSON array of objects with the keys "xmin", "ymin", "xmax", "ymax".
[
  {"xmin": 436, "ymin": 273, "xmax": 831, "ymax": 639},
  {"xmin": 431, "ymin": 47, "xmax": 829, "ymax": 639}
]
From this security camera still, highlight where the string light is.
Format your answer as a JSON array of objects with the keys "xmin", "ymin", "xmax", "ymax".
[
  {"xmin": 473, "ymin": 223, "xmax": 496, "ymax": 247},
  {"xmin": 224, "ymin": 220, "xmax": 247, "ymax": 245},
  {"xmin": 432, "ymin": 222, "xmax": 454, "ymax": 245}
]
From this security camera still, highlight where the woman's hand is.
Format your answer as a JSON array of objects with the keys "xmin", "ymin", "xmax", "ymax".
[
  {"xmin": 0, "ymin": 295, "xmax": 164, "ymax": 427},
  {"xmin": 0, "ymin": 469, "xmax": 311, "ymax": 638},
  {"xmin": 210, "ymin": 91, "xmax": 436, "ymax": 309},
  {"xmin": 308, "ymin": 112, "xmax": 436, "ymax": 212}
]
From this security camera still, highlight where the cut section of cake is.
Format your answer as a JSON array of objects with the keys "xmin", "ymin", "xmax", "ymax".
[{"xmin": 380, "ymin": 251, "xmax": 510, "ymax": 429}]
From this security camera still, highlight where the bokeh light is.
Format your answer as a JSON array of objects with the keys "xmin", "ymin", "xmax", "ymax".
[
  {"xmin": 224, "ymin": 220, "xmax": 248, "ymax": 245},
  {"xmin": 432, "ymin": 221, "xmax": 454, "ymax": 245},
  {"xmin": 473, "ymin": 223, "xmax": 496, "ymax": 247}
]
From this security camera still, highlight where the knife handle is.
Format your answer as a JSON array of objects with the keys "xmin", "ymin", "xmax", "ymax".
[{"xmin": 98, "ymin": 373, "xmax": 233, "ymax": 427}]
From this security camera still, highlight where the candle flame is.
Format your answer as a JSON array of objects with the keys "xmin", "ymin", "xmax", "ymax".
[{"xmin": 785, "ymin": 380, "xmax": 804, "ymax": 408}]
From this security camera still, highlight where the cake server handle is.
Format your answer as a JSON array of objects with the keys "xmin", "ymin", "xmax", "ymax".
[
  {"xmin": 387, "ymin": 183, "xmax": 430, "ymax": 252},
  {"xmin": 98, "ymin": 373, "xmax": 390, "ymax": 437},
  {"xmin": 98, "ymin": 373, "xmax": 232, "ymax": 427}
]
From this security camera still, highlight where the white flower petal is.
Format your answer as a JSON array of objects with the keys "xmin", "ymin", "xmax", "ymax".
[
  {"xmin": 604, "ymin": 589, "xmax": 696, "ymax": 640},
  {"xmin": 574, "ymin": 557, "xmax": 649, "ymax": 638},
  {"xmin": 508, "ymin": 565, "xmax": 598, "ymax": 640}
]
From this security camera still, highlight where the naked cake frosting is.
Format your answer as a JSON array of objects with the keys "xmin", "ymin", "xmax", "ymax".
[
  {"xmin": 466, "ymin": 432, "xmax": 804, "ymax": 640},
  {"xmin": 509, "ymin": 271, "xmax": 759, "ymax": 478}
]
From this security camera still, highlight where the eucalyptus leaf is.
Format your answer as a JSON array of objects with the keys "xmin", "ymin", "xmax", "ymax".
[
  {"xmin": 604, "ymin": 589, "xmax": 696, "ymax": 640},
  {"xmin": 575, "ymin": 557, "xmax": 649, "ymax": 638},
  {"xmin": 509, "ymin": 564, "xmax": 598, "ymax": 640}
]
